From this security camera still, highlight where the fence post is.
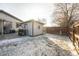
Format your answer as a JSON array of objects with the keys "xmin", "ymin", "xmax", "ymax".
[{"xmin": 73, "ymin": 26, "xmax": 75, "ymax": 45}]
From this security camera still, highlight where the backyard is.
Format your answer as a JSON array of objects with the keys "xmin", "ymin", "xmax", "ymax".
[{"xmin": 0, "ymin": 34, "xmax": 78, "ymax": 56}]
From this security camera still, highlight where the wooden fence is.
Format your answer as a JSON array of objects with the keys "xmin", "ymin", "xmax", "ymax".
[
  {"xmin": 45, "ymin": 27, "xmax": 68, "ymax": 35},
  {"xmin": 69, "ymin": 26, "xmax": 79, "ymax": 54},
  {"xmin": 46, "ymin": 27, "xmax": 79, "ymax": 54}
]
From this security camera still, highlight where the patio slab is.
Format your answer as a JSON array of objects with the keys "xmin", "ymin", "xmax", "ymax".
[{"xmin": 0, "ymin": 33, "xmax": 24, "ymax": 40}]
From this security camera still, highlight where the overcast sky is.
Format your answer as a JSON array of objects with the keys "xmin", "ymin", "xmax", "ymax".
[{"xmin": 0, "ymin": 3, "xmax": 57, "ymax": 26}]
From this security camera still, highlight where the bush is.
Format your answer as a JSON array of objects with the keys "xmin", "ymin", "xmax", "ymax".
[{"xmin": 18, "ymin": 29, "xmax": 26, "ymax": 36}]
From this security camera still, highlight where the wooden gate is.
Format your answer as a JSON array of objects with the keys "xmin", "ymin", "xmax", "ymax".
[{"xmin": 69, "ymin": 26, "xmax": 79, "ymax": 54}]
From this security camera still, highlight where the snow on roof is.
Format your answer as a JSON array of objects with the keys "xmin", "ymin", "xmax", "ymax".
[
  {"xmin": 21, "ymin": 19, "xmax": 44, "ymax": 25},
  {"xmin": 0, "ymin": 10, "xmax": 23, "ymax": 22}
]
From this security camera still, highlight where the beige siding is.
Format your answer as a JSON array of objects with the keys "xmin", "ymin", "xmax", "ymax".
[
  {"xmin": 0, "ymin": 13, "xmax": 22, "ymax": 30},
  {"xmin": 26, "ymin": 22, "xmax": 32, "ymax": 36},
  {"xmin": 33, "ymin": 21, "xmax": 43, "ymax": 36},
  {"xmin": 21, "ymin": 22, "xmax": 33, "ymax": 36},
  {"xmin": 19, "ymin": 20, "xmax": 44, "ymax": 36}
]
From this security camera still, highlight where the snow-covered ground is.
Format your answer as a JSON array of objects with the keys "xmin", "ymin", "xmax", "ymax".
[{"xmin": 0, "ymin": 34, "xmax": 78, "ymax": 56}]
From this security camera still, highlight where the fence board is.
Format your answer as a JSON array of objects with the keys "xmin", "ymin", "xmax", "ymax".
[{"xmin": 45, "ymin": 27, "xmax": 68, "ymax": 35}]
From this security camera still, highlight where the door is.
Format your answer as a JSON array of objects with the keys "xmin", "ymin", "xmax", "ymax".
[{"xmin": 24, "ymin": 24, "xmax": 28, "ymax": 35}]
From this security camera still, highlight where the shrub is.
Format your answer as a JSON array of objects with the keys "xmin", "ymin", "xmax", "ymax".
[{"xmin": 18, "ymin": 29, "xmax": 26, "ymax": 36}]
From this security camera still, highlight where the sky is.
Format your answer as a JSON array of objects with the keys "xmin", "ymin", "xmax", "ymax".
[{"xmin": 0, "ymin": 3, "xmax": 58, "ymax": 26}]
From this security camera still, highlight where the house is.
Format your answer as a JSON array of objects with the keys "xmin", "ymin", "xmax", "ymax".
[
  {"xmin": 0, "ymin": 10, "xmax": 23, "ymax": 35},
  {"xmin": 19, "ymin": 20, "xmax": 44, "ymax": 36}
]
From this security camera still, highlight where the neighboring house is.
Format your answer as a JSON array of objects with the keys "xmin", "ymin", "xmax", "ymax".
[
  {"xmin": 0, "ymin": 10, "xmax": 23, "ymax": 35},
  {"xmin": 19, "ymin": 20, "xmax": 44, "ymax": 36}
]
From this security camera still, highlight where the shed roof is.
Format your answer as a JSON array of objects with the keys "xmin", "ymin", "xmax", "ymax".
[
  {"xmin": 0, "ymin": 10, "xmax": 23, "ymax": 22},
  {"xmin": 21, "ymin": 20, "xmax": 44, "ymax": 25}
]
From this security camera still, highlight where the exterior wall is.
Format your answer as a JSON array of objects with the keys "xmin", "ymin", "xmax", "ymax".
[
  {"xmin": 33, "ymin": 21, "xmax": 43, "ymax": 36},
  {"xmin": 27, "ymin": 22, "xmax": 32, "ymax": 36},
  {"xmin": 0, "ymin": 12, "xmax": 22, "ymax": 31},
  {"xmin": 19, "ymin": 21, "xmax": 44, "ymax": 36},
  {"xmin": 21, "ymin": 22, "xmax": 32, "ymax": 36},
  {"xmin": 0, "ymin": 21, "xmax": 3, "ymax": 34}
]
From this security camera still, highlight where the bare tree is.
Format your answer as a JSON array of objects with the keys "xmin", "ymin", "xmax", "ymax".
[{"xmin": 54, "ymin": 3, "xmax": 79, "ymax": 27}]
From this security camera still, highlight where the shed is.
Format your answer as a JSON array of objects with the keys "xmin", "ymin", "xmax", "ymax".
[{"xmin": 19, "ymin": 20, "xmax": 44, "ymax": 36}]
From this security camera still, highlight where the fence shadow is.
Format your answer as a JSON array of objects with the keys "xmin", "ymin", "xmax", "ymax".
[{"xmin": 47, "ymin": 40, "xmax": 73, "ymax": 56}]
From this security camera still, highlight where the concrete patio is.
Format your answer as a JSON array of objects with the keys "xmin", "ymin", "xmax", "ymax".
[{"xmin": 0, "ymin": 33, "xmax": 24, "ymax": 40}]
